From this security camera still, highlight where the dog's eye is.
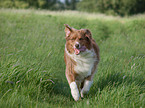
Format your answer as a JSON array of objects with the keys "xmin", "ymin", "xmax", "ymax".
[
  {"xmin": 85, "ymin": 37, "xmax": 90, "ymax": 41},
  {"xmin": 79, "ymin": 38, "xmax": 83, "ymax": 40}
]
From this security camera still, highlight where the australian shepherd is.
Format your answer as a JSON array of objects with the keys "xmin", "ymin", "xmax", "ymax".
[{"xmin": 64, "ymin": 24, "xmax": 100, "ymax": 101}]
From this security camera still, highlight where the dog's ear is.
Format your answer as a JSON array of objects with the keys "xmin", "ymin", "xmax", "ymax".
[
  {"xmin": 64, "ymin": 24, "xmax": 73, "ymax": 37},
  {"xmin": 84, "ymin": 29, "xmax": 92, "ymax": 39}
]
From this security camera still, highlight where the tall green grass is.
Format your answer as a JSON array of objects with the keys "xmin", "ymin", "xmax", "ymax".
[{"xmin": 0, "ymin": 9, "xmax": 145, "ymax": 108}]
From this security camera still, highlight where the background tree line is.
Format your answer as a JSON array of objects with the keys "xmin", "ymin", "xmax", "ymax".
[
  {"xmin": 0, "ymin": 0, "xmax": 78, "ymax": 10},
  {"xmin": 0, "ymin": 0, "xmax": 145, "ymax": 16},
  {"xmin": 77, "ymin": 0, "xmax": 145, "ymax": 16}
]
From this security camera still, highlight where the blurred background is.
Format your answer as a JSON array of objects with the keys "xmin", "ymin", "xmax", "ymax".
[{"xmin": 0, "ymin": 0, "xmax": 145, "ymax": 16}]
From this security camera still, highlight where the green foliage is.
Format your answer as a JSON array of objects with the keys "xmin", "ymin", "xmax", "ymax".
[
  {"xmin": 0, "ymin": 0, "xmax": 61, "ymax": 10},
  {"xmin": 77, "ymin": 0, "xmax": 97, "ymax": 12},
  {"xmin": 64, "ymin": 0, "xmax": 79, "ymax": 10},
  {"xmin": 14, "ymin": 1, "xmax": 29, "ymax": 9},
  {"xmin": 26, "ymin": 0, "xmax": 39, "ymax": 8},
  {"xmin": 77, "ymin": 0, "xmax": 145, "ymax": 16},
  {"xmin": 0, "ymin": 9, "xmax": 145, "ymax": 107},
  {"xmin": 0, "ymin": 0, "xmax": 15, "ymax": 8},
  {"xmin": 38, "ymin": 0, "xmax": 57, "ymax": 9},
  {"xmin": 0, "ymin": 0, "xmax": 29, "ymax": 9},
  {"xmin": 0, "ymin": 0, "xmax": 144, "ymax": 16}
]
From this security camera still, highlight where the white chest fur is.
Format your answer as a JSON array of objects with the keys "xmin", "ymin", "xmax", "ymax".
[
  {"xmin": 65, "ymin": 46, "xmax": 96, "ymax": 80},
  {"xmin": 74, "ymin": 50, "xmax": 95, "ymax": 79}
]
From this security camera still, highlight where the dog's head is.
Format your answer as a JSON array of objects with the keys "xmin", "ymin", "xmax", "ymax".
[{"xmin": 64, "ymin": 24, "xmax": 93, "ymax": 55}]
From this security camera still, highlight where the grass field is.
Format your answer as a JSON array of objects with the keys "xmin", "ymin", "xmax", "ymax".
[{"xmin": 0, "ymin": 9, "xmax": 145, "ymax": 108}]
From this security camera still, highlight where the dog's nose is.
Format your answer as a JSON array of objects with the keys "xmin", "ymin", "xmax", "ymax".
[{"xmin": 75, "ymin": 43, "xmax": 80, "ymax": 49}]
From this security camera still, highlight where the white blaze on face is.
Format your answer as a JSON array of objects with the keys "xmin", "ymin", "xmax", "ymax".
[
  {"xmin": 74, "ymin": 42, "xmax": 81, "ymax": 55},
  {"xmin": 74, "ymin": 42, "xmax": 87, "ymax": 55}
]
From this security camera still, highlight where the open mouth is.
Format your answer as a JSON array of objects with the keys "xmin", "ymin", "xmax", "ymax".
[{"xmin": 74, "ymin": 46, "xmax": 86, "ymax": 55}]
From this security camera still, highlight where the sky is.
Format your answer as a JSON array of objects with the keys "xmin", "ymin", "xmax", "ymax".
[{"xmin": 60, "ymin": 0, "xmax": 65, "ymax": 3}]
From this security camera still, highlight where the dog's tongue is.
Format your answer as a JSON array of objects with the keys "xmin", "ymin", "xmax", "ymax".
[
  {"xmin": 74, "ymin": 49, "xmax": 80, "ymax": 55},
  {"xmin": 74, "ymin": 46, "xmax": 86, "ymax": 55}
]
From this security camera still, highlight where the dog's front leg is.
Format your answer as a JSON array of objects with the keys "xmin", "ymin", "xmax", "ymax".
[
  {"xmin": 70, "ymin": 81, "xmax": 80, "ymax": 101},
  {"xmin": 66, "ymin": 72, "xmax": 80, "ymax": 101},
  {"xmin": 81, "ymin": 59, "xmax": 98, "ymax": 98},
  {"xmin": 81, "ymin": 79, "xmax": 93, "ymax": 98}
]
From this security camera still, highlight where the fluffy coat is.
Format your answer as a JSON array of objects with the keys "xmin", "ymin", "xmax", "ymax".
[{"xmin": 64, "ymin": 24, "xmax": 100, "ymax": 101}]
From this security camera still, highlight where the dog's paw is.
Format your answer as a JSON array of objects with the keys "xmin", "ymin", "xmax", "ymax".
[
  {"xmin": 71, "ymin": 89, "xmax": 80, "ymax": 101},
  {"xmin": 81, "ymin": 89, "xmax": 89, "ymax": 98},
  {"xmin": 70, "ymin": 82, "xmax": 80, "ymax": 101},
  {"xmin": 81, "ymin": 80, "xmax": 93, "ymax": 98}
]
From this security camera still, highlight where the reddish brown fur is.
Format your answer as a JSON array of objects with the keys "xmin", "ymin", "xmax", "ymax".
[{"xmin": 64, "ymin": 24, "xmax": 100, "ymax": 100}]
